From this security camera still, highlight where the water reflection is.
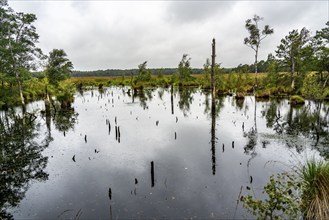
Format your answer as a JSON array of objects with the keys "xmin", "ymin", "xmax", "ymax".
[
  {"xmin": 6, "ymin": 87, "xmax": 329, "ymax": 219},
  {"xmin": 178, "ymin": 86, "xmax": 195, "ymax": 117},
  {"xmin": 0, "ymin": 111, "xmax": 51, "ymax": 219},
  {"xmin": 264, "ymin": 100, "xmax": 329, "ymax": 158},
  {"xmin": 210, "ymin": 91, "xmax": 217, "ymax": 175},
  {"xmin": 53, "ymin": 107, "xmax": 78, "ymax": 136},
  {"xmin": 235, "ymin": 97, "xmax": 245, "ymax": 110},
  {"xmin": 200, "ymin": 89, "xmax": 226, "ymax": 175},
  {"xmin": 203, "ymin": 90, "xmax": 224, "ymax": 118},
  {"xmin": 134, "ymin": 89, "xmax": 153, "ymax": 110}
]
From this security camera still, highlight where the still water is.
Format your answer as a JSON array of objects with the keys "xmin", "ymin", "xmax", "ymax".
[{"xmin": 1, "ymin": 87, "xmax": 328, "ymax": 219}]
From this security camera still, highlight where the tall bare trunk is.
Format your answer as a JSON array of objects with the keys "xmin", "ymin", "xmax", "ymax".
[
  {"xmin": 211, "ymin": 38, "xmax": 216, "ymax": 97},
  {"xmin": 210, "ymin": 38, "xmax": 217, "ymax": 175}
]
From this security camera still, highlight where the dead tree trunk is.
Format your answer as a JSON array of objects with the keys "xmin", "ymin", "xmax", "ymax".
[
  {"xmin": 211, "ymin": 38, "xmax": 216, "ymax": 97},
  {"xmin": 211, "ymin": 38, "xmax": 217, "ymax": 175}
]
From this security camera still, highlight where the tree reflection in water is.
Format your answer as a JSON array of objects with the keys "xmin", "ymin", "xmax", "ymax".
[
  {"xmin": 202, "ymin": 89, "xmax": 225, "ymax": 175},
  {"xmin": 178, "ymin": 87, "xmax": 195, "ymax": 117},
  {"xmin": 264, "ymin": 100, "xmax": 329, "ymax": 158},
  {"xmin": 53, "ymin": 107, "xmax": 78, "ymax": 136},
  {"xmin": 134, "ymin": 89, "xmax": 153, "ymax": 110},
  {"xmin": 202, "ymin": 90, "xmax": 224, "ymax": 118},
  {"xmin": 0, "ymin": 110, "xmax": 52, "ymax": 219},
  {"xmin": 243, "ymin": 98, "xmax": 258, "ymax": 158}
]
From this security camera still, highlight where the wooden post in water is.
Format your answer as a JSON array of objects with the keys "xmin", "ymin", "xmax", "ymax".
[
  {"xmin": 151, "ymin": 161, "xmax": 155, "ymax": 187},
  {"xmin": 170, "ymin": 84, "xmax": 174, "ymax": 115},
  {"xmin": 211, "ymin": 38, "xmax": 216, "ymax": 97},
  {"xmin": 118, "ymin": 126, "xmax": 120, "ymax": 143}
]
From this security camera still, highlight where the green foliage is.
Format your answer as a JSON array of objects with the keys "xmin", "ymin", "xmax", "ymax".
[
  {"xmin": 177, "ymin": 54, "xmax": 193, "ymax": 82},
  {"xmin": 235, "ymin": 64, "xmax": 252, "ymax": 73},
  {"xmin": 157, "ymin": 68, "xmax": 164, "ymax": 79},
  {"xmin": 135, "ymin": 61, "xmax": 151, "ymax": 82},
  {"xmin": 22, "ymin": 77, "xmax": 45, "ymax": 101},
  {"xmin": 313, "ymin": 22, "xmax": 329, "ymax": 74},
  {"xmin": 202, "ymin": 58, "xmax": 211, "ymax": 86},
  {"xmin": 276, "ymin": 28, "xmax": 310, "ymax": 71},
  {"xmin": 0, "ymin": 1, "xmax": 44, "ymax": 105},
  {"xmin": 276, "ymin": 28, "xmax": 311, "ymax": 90},
  {"xmin": 263, "ymin": 54, "xmax": 282, "ymax": 88},
  {"xmin": 227, "ymin": 72, "xmax": 239, "ymax": 91},
  {"xmin": 55, "ymin": 82, "xmax": 75, "ymax": 108},
  {"xmin": 46, "ymin": 49, "xmax": 73, "ymax": 85},
  {"xmin": 201, "ymin": 59, "xmax": 223, "ymax": 89},
  {"xmin": 302, "ymin": 73, "xmax": 323, "ymax": 99},
  {"xmin": 242, "ymin": 172, "xmax": 302, "ymax": 220},
  {"xmin": 244, "ymin": 14, "xmax": 274, "ymax": 74},
  {"xmin": 323, "ymin": 88, "xmax": 329, "ymax": 100}
]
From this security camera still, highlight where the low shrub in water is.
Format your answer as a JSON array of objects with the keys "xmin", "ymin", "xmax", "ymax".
[
  {"xmin": 290, "ymin": 95, "xmax": 305, "ymax": 105},
  {"xmin": 241, "ymin": 172, "xmax": 302, "ymax": 220}
]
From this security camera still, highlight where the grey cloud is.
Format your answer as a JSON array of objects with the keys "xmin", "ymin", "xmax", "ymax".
[
  {"xmin": 166, "ymin": 1, "xmax": 236, "ymax": 24},
  {"xmin": 247, "ymin": 1, "xmax": 328, "ymax": 36},
  {"xmin": 7, "ymin": 1, "xmax": 328, "ymax": 70},
  {"xmin": 70, "ymin": 1, "xmax": 91, "ymax": 12}
]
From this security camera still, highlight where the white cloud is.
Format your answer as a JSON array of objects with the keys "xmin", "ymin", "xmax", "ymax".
[{"xmin": 8, "ymin": 0, "xmax": 328, "ymax": 70}]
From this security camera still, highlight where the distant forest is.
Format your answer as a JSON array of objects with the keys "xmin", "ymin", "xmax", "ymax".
[
  {"xmin": 72, "ymin": 68, "xmax": 203, "ymax": 77},
  {"xmin": 72, "ymin": 59, "xmax": 272, "ymax": 77}
]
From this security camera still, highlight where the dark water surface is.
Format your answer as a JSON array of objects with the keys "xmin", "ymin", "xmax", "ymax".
[{"xmin": 1, "ymin": 87, "xmax": 328, "ymax": 219}]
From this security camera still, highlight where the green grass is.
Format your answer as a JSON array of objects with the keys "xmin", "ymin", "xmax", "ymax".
[{"xmin": 299, "ymin": 160, "xmax": 329, "ymax": 219}]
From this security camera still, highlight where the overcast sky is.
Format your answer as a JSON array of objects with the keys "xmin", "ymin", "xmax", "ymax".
[{"xmin": 8, "ymin": 0, "xmax": 329, "ymax": 71}]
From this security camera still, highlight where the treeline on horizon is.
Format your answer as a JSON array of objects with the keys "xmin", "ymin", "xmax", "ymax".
[{"xmin": 72, "ymin": 60, "xmax": 273, "ymax": 77}]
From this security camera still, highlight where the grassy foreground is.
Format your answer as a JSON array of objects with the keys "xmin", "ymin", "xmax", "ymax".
[{"xmin": 300, "ymin": 160, "xmax": 329, "ymax": 219}]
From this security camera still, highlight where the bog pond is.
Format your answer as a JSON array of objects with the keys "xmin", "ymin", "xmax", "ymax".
[{"xmin": 1, "ymin": 86, "xmax": 329, "ymax": 219}]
